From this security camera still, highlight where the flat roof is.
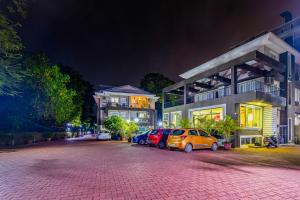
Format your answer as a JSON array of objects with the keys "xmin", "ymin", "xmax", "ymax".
[{"xmin": 179, "ymin": 32, "xmax": 300, "ymax": 79}]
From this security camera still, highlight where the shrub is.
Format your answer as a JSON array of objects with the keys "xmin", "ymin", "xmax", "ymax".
[
  {"xmin": 215, "ymin": 115, "xmax": 239, "ymax": 143},
  {"xmin": 104, "ymin": 116, "xmax": 126, "ymax": 137}
]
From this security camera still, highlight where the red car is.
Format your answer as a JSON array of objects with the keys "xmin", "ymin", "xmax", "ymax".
[{"xmin": 147, "ymin": 129, "xmax": 172, "ymax": 148}]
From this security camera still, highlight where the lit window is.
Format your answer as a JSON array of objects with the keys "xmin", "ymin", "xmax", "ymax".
[
  {"xmin": 163, "ymin": 113, "xmax": 169, "ymax": 127},
  {"xmin": 170, "ymin": 111, "xmax": 182, "ymax": 128},
  {"xmin": 191, "ymin": 107, "xmax": 224, "ymax": 127},
  {"xmin": 111, "ymin": 97, "xmax": 119, "ymax": 103},
  {"xmin": 239, "ymin": 104, "xmax": 262, "ymax": 129}
]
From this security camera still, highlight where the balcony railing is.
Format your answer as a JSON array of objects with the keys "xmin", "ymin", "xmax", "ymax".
[
  {"xmin": 164, "ymin": 80, "xmax": 286, "ymax": 108},
  {"xmin": 237, "ymin": 80, "xmax": 280, "ymax": 96},
  {"xmin": 104, "ymin": 102, "xmax": 152, "ymax": 109},
  {"xmin": 164, "ymin": 98, "xmax": 184, "ymax": 108}
]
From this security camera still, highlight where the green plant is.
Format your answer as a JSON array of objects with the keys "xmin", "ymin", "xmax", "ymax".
[
  {"xmin": 216, "ymin": 115, "xmax": 239, "ymax": 143},
  {"xmin": 103, "ymin": 115, "xmax": 126, "ymax": 137},
  {"xmin": 179, "ymin": 118, "xmax": 192, "ymax": 128},
  {"xmin": 126, "ymin": 121, "xmax": 139, "ymax": 139},
  {"xmin": 194, "ymin": 117, "xmax": 216, "ymax": 133}
]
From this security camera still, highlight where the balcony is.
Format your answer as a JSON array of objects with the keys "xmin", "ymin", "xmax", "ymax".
[
  {"xmin": 104, "ymin": 102, "xmax": 153, "ymax": 109},
  {"xmin": 164, "ymin": 80, "xmax": 286, "ymax": 108}
]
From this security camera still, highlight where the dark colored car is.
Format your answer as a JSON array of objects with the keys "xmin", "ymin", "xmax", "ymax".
[
  {"xmin": 147, "ymin": 129, "xmax": 172, "ymax": 148},
  {"xmin": 132, "ymin": 130, "xmax": 150, "ymax": 144}
]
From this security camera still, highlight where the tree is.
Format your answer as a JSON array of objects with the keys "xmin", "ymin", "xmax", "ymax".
[
  {"xmin": 103, "ymin": 115, "xmax": 126, "ymax": 137},
  {"xmin": 140, "ymin": 73, "xmax": 174, "ymax": 121},
  {"xmin": 125, "ymin": 121, "xmax": 139, "ymax": 138},
  {"xmin": 0, "ymin": 0, "xmax": 27, "ymax": 96},
  {"xmin": 60, "ymin": 65, "xmax": 95, "ymax": 124},
  {"xmin": 23, "ymin": 53, "xmax": 77, "ymax": 126}
]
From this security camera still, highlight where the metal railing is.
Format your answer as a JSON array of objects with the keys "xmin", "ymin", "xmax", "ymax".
[
  {"xmin": 187, "ymin": 86, "xmax": 231, "ymax": 104},
  {"xmin": 164, "ymin": 98, "xmax": 184, "ymax": 108},
  {"xmin": 237, "ymin": 80, "xmax": 280, "ymax": 96},
  {"xmin": 165, "ymin": 80, "xmax": 284, "ymax": 108}
]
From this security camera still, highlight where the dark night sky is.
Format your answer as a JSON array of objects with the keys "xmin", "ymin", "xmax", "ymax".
[{"xmin": 21, "ymin": 0, "xmax": 300, "ymax": 87}]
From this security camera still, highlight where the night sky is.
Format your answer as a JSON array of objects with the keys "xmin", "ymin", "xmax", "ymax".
[{"xmin": 21, "ymin": 0, "xmax": 300, "ymax": 87}]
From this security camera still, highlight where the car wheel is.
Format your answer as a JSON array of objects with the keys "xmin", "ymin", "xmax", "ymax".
[
  {"xmin": 158, "ymin": 141, "xmax": 165, "ymax": 149},
  {"xmin": 184, "ymin": 143, "xmax": 193, "ymax": 153},
  {"xmin": 139, "ymin": 139, "xmax": 145, "ymax": 145},
  {"xmin": 211, "ymin": 143, "xmax": 218, "ymax": 151}
]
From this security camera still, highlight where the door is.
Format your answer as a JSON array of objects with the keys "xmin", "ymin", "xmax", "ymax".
[
  {"xmin": 198, "ymin": 129, "xmax": 213, "ymax": 148},
  {"xmin": 188, "ymin": 129, "xmax": 198, "ymax": 149}
]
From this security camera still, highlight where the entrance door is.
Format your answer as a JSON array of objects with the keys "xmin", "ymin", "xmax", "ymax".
[{"xmin": 279, "ymin": 125, "xmax": 288, "ymax": 144}]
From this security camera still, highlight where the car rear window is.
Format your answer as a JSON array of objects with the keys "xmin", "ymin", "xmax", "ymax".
[
  {"xmin": 171, "ymin": 129, "xmax": 185, "ymax": 135},
  {"xmin": 149, "ymin": 130, "xmax": 158, "ymax": 134}
]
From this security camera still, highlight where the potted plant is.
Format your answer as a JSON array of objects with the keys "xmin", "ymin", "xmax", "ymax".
[{"xmin": 216, "ymin": 115, "xmax": 239, "ymax": 150}]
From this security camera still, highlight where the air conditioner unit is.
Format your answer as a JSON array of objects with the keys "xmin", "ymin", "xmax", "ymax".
[{"xmin": 265, "ymin": 77, "xmax": 274, "ymax": 85}]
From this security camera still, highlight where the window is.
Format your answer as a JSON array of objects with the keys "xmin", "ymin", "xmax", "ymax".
[
  {"xmin": 191, "ymin": 107, "xmax": 224, "ymax": 127},
  {"xmin": 198, "ymin": 129, "xmax": 209, "ymax": 137},
  {"xmin": 189, "ymin": 130, "xmax": 198, "ymax": 136},
  {"xmin": 111, "ymin": 97, "xmax": 119, "ymax": 103},
  {"xmin": 240, "ymin": 104, "xmax": 262, "ymax": 129},
  {"xmin": 163, "ymin": 129, "xmax": 171, "ymax": 135},
  {"xmin": 171, "ymin": 129, "xmax": 185, "ymax": 135},
  {"xmin": 163, "ymin": 113, "xmax": 169, "ymax": 127},
  {"xmin": 120, "ymin": 97, "xmax": 128, "ymax": 105},
  {"xmin": 170, "ymin": 111, "xmax": 182, "ymax": 128}
]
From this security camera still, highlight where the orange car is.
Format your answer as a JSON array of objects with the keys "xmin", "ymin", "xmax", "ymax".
[{"xmin": 167, "ymin": 128, "xmax": 218, "ymax": 153}]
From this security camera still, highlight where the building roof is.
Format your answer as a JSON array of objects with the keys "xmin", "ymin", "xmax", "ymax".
[
  {"xmin": 179, "ymin": 32, "xmax": 300, "ymax": 79},
  {"xmin": 97, "ymin": 84, "xmax": 154, "ymax": 96}
]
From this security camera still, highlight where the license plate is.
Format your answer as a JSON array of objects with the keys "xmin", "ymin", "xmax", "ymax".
[{"xmin": 169, "ymin": 143, "xmax": 176, "ymax": 147}]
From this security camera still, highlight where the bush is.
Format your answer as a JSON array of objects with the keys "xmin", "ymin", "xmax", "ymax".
[
  {"xmin": 215, "ymin": 115, "xmax": 239, "ymax": 143},
  {"xmin": 104, "ymin": 116, "xmax": 126, "ymax": 138}
]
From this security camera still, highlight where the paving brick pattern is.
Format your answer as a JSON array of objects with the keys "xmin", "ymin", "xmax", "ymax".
[{"xmin": 1, "ymin": 141, "xmax": 300, "ymax": 200}]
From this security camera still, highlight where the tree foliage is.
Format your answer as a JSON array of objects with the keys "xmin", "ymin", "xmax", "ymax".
[
  {"xmin": 140, "ymin": 73, "xmax": 174, "ymax": 103},
  {"xmin": 24, "ymin": 53, "xmax": 77, "ymax": 126},
  {"xmin": 215, "ymin": 115, "xmax": 239, "ymax": 143},
  {"xmin": 0, "ymin": 0, "xmax": 27, "ymax": 96},
  {"xmin": 60, "ymin": 65, "xmax": 95, "ymax": 123},
  {"xmin": 104, "ymin": 115, "xmax": 126, "ymax": 137}
]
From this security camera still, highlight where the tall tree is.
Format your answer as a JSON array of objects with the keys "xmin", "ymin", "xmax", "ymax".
[
  {"xmin": 140, "ymin": 73, "xmax": 174, "ymax": 120},
  {"xmin": 0, "ymin": 0, "xmax": 27, "ymax": 96},
  {"xmin": 60, "ymin": 65, "xmax": 96, "ymax": 124},
  {"xmin": 23, "ymin": 53, "xmax": 77, "ymax": 127}
]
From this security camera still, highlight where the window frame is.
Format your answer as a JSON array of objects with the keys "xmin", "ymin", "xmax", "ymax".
[{"xmin": 239, "ymin": 104, "xmax": 262, "ymax": 129}]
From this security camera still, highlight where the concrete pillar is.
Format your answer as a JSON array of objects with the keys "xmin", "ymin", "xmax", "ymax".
[{"xmin": 231, "ymin": 66, "xmax": 238, "ymax": 94}]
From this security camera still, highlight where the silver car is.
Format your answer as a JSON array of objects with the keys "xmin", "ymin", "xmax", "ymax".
[{"xmin": 96, "ymin": 132, "xmax": 111, "ymax": 140}]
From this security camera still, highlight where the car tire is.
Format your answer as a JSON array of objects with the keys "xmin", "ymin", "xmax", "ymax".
[
  {"xmin": 158, "ymin": 141, "xmax": 165, "ymax": 149},
  {"xmin": 211, "ymin": 143, "xmax": 218, "ymax": 151},
  {"xmin": 139, "ymin": 139, "xmax": 145, "ymax": 145},
  {"xmin": 184, "ymin": 143, "xmax": 193, "ymax": 153}
]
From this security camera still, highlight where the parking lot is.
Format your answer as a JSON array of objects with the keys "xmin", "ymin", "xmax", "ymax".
[{"xmin": 1, "ymin": 141, "xmax": 300, "ymax": 200}]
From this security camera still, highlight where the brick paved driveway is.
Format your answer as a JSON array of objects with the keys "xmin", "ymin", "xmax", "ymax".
[{"xmin": 1, "ymin": 141, "xmax": 300, "ymax": 200}]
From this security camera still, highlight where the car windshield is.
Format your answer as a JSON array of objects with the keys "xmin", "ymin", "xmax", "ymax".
[
  {"xmin": 171, "ymin": 129, "xmax": 185, "ymax": 135},
  {"xmin": 149, "ymin": 130, "xmax": 158, "ymax": 134}
]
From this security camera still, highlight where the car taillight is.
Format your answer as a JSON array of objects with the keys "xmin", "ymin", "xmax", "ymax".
[{"xmin": 180, "ymin": 135, "xmax": 187, "ymax": 140}]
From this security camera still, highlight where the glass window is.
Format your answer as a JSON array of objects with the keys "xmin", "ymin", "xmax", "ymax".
[
  {"xmin": 198, "ymin": 129, "xmax": 209, "ymax": 137},
  {"xmin": 191, "ymin": 107, "xmax": 224, "ymax": 127},
  {"xmin": 239, "ymin": 104, "xmax": 262, "ymax": 129},
  {"xmin": 171, "ymin": 129, "xmax": 185, "ymax": 135},
  {"xmin": 163, "ymin": 113, "xmax": 169, "ymax": 127},
  {"xmin": 111, "ymin": 97, "xmax": 119, "ymax": 103},
  {"xmin": 170, "ymin": 111, "xmax": 182, "ymax": 128},
  {"xmin": 149, "ymin": 130, "xmax": 158, "ymax": 134},
  {"xmin": 189, "ymin": 130, "xmax": 198, "ymax": 136},
  {"xmin": 163, "ymin": 129, "xmax": 171, "ymax": 135}
]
